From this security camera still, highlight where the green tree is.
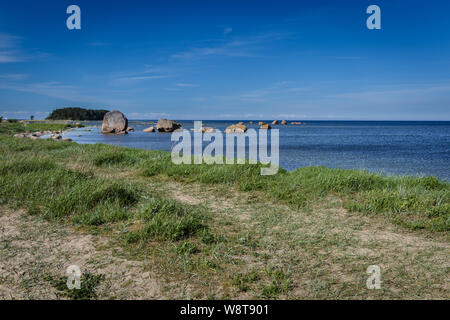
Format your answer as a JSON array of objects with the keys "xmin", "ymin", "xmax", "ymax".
[{"xmin": 46, "ymin": 107, "xmax": 110, "ymax": 121}]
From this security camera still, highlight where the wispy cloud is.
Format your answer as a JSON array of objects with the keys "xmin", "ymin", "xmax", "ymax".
[
  {"xmin": 170, "ymin": 32, "xmax": 289, "ymax": 60},
  {"xmin": 0, "ymin": 33, "xmax": 25, "ymax": 62},
  {"xmin": 0, "ymin": 33, "xmax": 27, "ymax": 63},
  {"xmin": 0, "ymin": 73, "xmax": 28, "ymax": 80},
  {"xmin": 110, "ymin": 67, "xmax": 171, "ymax": 85},
  {"xmin": 176, "ymin": 83, "xmax": 200, "ymax": 87},
  {"xmin": 216, "ymin": 81, "xmax": 310, "ymax": 102},
  {"xmin": 0, "ymin": 81, "xmax": 134, "ymax": 107},
  {"xmin": 115, "ymin": 75, "xmax": 169, "ymax": 84},
  {"xmin": 0, "ymin": 33, "xmax": 48, "ymax": 63}
]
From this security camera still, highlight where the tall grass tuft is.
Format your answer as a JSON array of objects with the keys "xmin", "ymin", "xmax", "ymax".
[{"xmin": 126, "ymin": 198, "xmax": 209, "ymax": 242}]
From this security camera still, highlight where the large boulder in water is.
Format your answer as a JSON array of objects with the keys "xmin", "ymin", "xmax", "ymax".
[
  {"xmin": 101, "ymin": 111, "xmax": 128, "ymax": 134},
  {"xmin": 156, "ymin": 118, "xmax": 182, "ymax": 132}
]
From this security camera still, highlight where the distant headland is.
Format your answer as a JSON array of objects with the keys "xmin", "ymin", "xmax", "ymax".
[{"xmin": 46, "ymin": 107, "xmax": 110, "ymax": 121}]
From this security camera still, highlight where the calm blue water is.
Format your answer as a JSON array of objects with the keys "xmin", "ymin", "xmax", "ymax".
[{"xmin": 62, "ymin": 121, "xmax": 450, "ymax": 180}]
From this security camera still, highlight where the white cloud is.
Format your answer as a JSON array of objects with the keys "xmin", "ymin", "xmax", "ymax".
[
  {"xmin": 110, "ymin": 66, "xmax": 172, "ymax": 85},
  {"xmin": 0, "ymin": 33, "xmax": 26, "ymax": 63},
  {"xmin": 115, "ymin": 75, "xmax": 169, "ymax": 83},
  {"xmin": 176, "ymin": 83, "xmax": 200, "ymax": 87},
  {"xmin": 170, "ymin": 32, "xmax": 289, "ymax": 60},
  {"xmin": 0, "ymin": 33, "xmax": 48, "ymax": 63}
]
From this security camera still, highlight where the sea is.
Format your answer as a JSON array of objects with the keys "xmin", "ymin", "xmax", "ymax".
[{"xmin": 61, "ymin": 120, "xmax": 450, "ymax": 181}]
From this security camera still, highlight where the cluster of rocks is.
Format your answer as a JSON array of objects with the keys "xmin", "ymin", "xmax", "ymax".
[
  {"xmin": 257, "ymin": 121, "xmax": 271, "ymax": 129},
  {"xmin": 190, "ymin": 126, "xmax": 215, "ymax": 133},
  {"xmin": 13, "ymin": 130, "xmax": 72, "ymax": 141},
  {"xmin": 101, "ymin": 112, "xmax": 183, "ymax": 134},
  {"xmin": 14, "ymin": 132, "xmax": 42, "ymax": 140},
  {"xmin": 142, "ymin": 119, "xmax": 182, "ymax": 133},
  {"xmin": 225, "ymin": 123, "xmax": 247, "ymax": 133},
  {"xmin": 14, "ymin": 131, "xmax": 51, "ymax": 139},
  {"xmin": 222, "ymin": 119, "xmax": 305, "ymax": 133},
  {"xmin": 100, "ymin": 111, "xmax": 304, "ymax": 136},
  {"xmin": 49, "ymin": 133, "xmax": 72, "ymax": 141}
]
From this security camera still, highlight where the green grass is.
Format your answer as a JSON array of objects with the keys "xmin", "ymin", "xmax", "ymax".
[
  {"xmin": 0, "ymin": 121, "xmax": 82, "ymax": 135},
  {"xmin": 46, "ymin": 272, "xmax": 105, "ymax": 300},
  {"xmin": 0, "ymin": 134, "xmax": 448, "ymax": 299},
  {"xmin": 0, "ymin": 158, "xmax": 138, "ymax": 222},
  {"xmin": 0, "ymin": 147, "xmax": 212, "ymax": 246},
  {"xmin": 232, "ymin": 270, "xmax": 260, "ymax": 292},
  {"xmin": 260, "ymin": 267, "xmax": 293, "ymax": 299},
  {"xmin": 1, "ymin": 132, "xmax": 447, "ymax": 232},
  {"xmin": 126, "ymin": 198, "xmax": 209, "ymax": 242},
  {"xmin": 137, "ymin": 156, "xmax": 449, "ymax": 232}
]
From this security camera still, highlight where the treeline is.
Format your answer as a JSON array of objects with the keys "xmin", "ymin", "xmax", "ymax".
[{"xmin": 46, "ymin": 108, "xmax": 110, "ymax": 121}]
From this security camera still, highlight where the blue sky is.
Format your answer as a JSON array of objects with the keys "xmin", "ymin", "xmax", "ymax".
[{"xmin": 0, "ymin": 0, "xmax": 449, "ymax": 120}]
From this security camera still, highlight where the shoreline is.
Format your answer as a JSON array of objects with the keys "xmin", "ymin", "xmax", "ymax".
[{"xmin": 3, "ymin": 120, "xmax": 450, "ymax": 181}]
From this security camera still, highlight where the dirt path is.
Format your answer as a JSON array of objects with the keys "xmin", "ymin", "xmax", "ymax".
[
  {"xmin": 164, "ymin": 183, "xmax": 450, "ymax": 299},
  {"xmin": 1, "ymin": 178, "xmax": 448, "ymax": 299},
  {"xmin": 0, "ymin": 206, "xmax": 162, "ymax": 299}
]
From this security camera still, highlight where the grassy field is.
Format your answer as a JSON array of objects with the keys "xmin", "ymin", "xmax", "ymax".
[
  {"xmin": 0, "ymin": 121, "xmax": 83, "ymax": 135},
  {"xmin": 0, "ymin": 122, "xmax": 448, "ymax": 299}
]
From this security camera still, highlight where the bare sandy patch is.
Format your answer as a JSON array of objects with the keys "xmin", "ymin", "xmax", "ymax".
[{"xmin": 0, "ymin": 206, "xmax": 162, "ymax": 300}]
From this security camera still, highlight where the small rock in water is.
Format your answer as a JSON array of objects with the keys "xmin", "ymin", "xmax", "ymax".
[
  {"xmin": 194, "ymin": 126, "xmax": 215, "ymax": 133},
  {"xmin": 201, "ymin": 127, "xmax": 215, "ymax": 133},
  {"xmin": 156, "ymin": 119, "xmax": 182, "ymax": 132},
  {"xmin": 143, "ymin": 126, "xmax": 155, "ymax": 132},
  {"xmin": 225, "ymin": 124, "xmax": 247, "ymax": 133}
]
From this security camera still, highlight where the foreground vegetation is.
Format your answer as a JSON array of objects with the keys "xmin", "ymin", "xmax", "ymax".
[
  {"xmin": 0, "ymin": 123, "xmax": 448, "ymax": 299},
  {"xmin": 0, "ymin": 121, "xmax": 83, "ymax": 135}
]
